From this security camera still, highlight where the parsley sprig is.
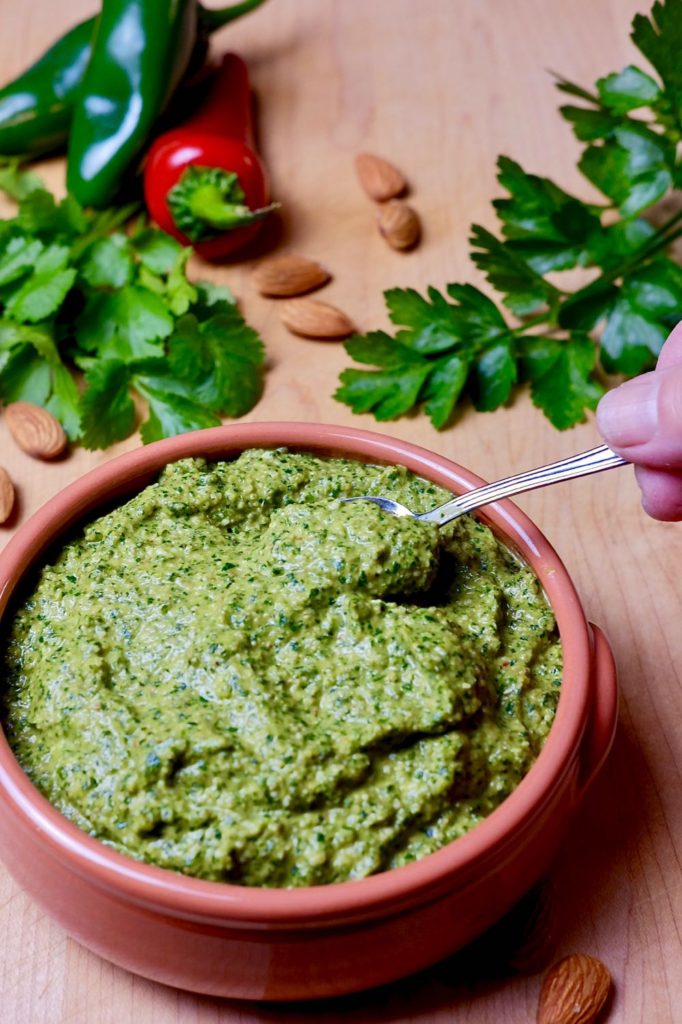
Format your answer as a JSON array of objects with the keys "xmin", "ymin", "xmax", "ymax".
[
  {"xmin": 336, "ymin": 0, "xmax": 682, "ymax": 430},
  {"xmin": 0, "ymin": 167, "xmax": 264, "ymax": 448}
]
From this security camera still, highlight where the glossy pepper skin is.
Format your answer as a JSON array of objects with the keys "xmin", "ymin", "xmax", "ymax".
[
  {"xmin": 0, "ymin": 18, "xmax": 93, "ymax": 156},
  {"xmin": 0, "ymin": 1, "xmax": 268, "ymax": 166},
  {"xmin": 66, "ymin": 0, "xmax": 198, "ymax": 208},
  {"xmin": 0, "ymin": 1, "xmax": 267, "ymax": 169},
  {"xmin": 144, "ymin": 53, "xmax": 273, "ymax": 260}
]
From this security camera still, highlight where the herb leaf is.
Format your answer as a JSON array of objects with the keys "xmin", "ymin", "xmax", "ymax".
[
  {"xmin": 337, "ymin": 0, "xmax": 682, "ymax": 434},
  {"xmin": 523, "ymin": 334, "xmax": 604, "ymax": 430},
  {"xmin": 0, "ymin": 177, "xmax": 266, "ymax": 447}
]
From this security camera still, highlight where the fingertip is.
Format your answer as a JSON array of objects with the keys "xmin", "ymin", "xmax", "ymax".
[{"xmin": 635, "ymin": 465, "xmax": 682, "ymax": 522}]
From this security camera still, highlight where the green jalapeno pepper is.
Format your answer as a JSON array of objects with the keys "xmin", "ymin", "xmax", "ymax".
[
  {"xmin": 0, "ymin": 0, "xmax": 267, "ymax": 174},
  {"xmin": 0, "ymin": 18, "xmax": 93, "ymax": 156},
  {"xmin": 66, "ymin": 0, "xmax": 269, "ymax": 207}
]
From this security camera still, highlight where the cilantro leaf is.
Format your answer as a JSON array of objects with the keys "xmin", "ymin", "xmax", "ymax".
[
  {"xmin": 80, "ymin": 360, "xmax": 136, "ymax": 450},
  {"xmin": 135, "ymin": 381, "xmax": 221, "ymax": 444},
  {"xmin": 79, "ymin": 234, "xmax": 133, "ymax": 289},
  {"xmin": 0, "ymin": 159, "xmax": 45, "ymax": 202},
  {"xmin": 16, "ymin": 190, "xmax": 88, "ymax": 239},
  {"xmin": 166, "ymin": 249, "xmax": 198, "ymax": 316},
  {"xmin": 0, "ymin": 236, "xmax": 44, "ymax": 287},
  {"xmin": 166, "ymin": 307, "xmax": 265, "ymax": 417},
  {"xmin": 131, "ymin": 227, "xmax": 184, "ymax": 274},
  {"xmin": 76, "ymin": 285, "xmax": 173, "ymax": 358},
  {"xmin": 5, "ymin": 245, "xmax": 76, "ymax": 323},
  {"xmin": 46, "ymin": 363, "xmax": 82, "ymax": 440},
  {"xmin": 0, "ymin": 173, "xmax": 267, "ymax": 448},
  {"xmin": 0, "ymin": 344, "xmax": 51, "ymax": 405},
  {"xmin": 0, "ymin": 321, "xmax": 81, "ymax": 437}
]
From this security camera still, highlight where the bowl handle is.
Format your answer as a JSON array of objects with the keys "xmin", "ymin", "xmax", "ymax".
[{"xmin": 578, "ymin": 623, "xmax": 619, "ymax": 796}]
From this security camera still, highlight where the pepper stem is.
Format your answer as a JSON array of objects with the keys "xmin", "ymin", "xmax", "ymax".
[
  {"xmin": 198, "ymin": 0, "xmax": 269, "ymax": 33},
  {"xmin": 167, "ymin": 165, "xmax": 277, "ymax": 243},
  {"xmin": 189, "ymin": 183, "xmax": 275, "ymax": 230}
]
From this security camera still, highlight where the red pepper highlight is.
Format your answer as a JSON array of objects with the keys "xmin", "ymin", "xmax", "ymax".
[{"xmin": 143, "ymin": 53, "xmax": 276, "ymax": 260}]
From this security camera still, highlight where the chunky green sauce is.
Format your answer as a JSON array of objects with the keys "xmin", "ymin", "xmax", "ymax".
[{"xmin": 3, "ymin": 450, "xmax": 561, "ymax": 888}]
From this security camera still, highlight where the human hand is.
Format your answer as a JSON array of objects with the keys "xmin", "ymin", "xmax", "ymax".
[{"xmin": 597, "ymin": 320, "xmax": 682, "ymax": 521}]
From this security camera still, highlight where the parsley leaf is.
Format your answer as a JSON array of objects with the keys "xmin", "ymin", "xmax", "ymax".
[
  {"xmin": 336, "ymin": 287, "xmax": 516, "ymax": 425},
  {"xmin": 338, "ymin": 0, "xmax": 682, "ymax": 434},
  {"xmin": 596, "ymin": 65, "xmax": 662, "ymax": 112},
  {"xmin": 522, "ymin": 334, "xmax": 604, "ymax": 429},
  {"xmin": 422, "ymin": 354, "xmax": 469, "ymax": 428},
  {"xmin": 473, "ymin": 339, "xmax": 517, "ymax": 411},
  {"xmin": 493, "ymin": 157, "xmax": 602, "ymax": 273},
  {"xmin": 470, "ymin": 224, "xmax": 559, "ymax": 315},
  {"xmin": 631, "ymin": 0, "xmax": 682, "ymax": 131},
  {"xmin": 578, "ymin": 123, "xmax": 674, "ymax": 216}
]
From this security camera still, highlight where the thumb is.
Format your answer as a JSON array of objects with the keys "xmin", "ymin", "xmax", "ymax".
[{"xmin": 596, "ymin": 362, "xmax": 682, "ymax": 468}]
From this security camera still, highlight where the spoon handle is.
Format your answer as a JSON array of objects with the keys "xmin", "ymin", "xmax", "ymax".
[{"xmin": 421, "ymin": 444, "xmax": 629, "ymax": 525}]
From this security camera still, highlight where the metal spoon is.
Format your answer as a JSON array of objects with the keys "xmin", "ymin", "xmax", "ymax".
[{"xmin": 343, "ymin": 444, "xmax": 628, "ymax": 526}]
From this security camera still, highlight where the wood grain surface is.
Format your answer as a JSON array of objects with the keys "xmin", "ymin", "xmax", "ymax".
[{"xmin": 1, "ymin": 1, "xmax": 681, "ymax": 1021}]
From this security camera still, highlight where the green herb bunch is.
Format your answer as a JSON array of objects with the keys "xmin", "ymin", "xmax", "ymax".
[
  {"xmin": 0, "ymin": 165, "xmax": 264, "ymax": 449},
  {"xmin": 336, "ymin": 0, "xmax": 682, "ymax": 430}
]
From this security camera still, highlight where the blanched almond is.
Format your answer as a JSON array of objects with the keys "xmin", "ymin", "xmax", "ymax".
[
  {"xmin": 280, "ymin": 298, "xmax": 355, "ymax": 339},
  {"xmin": 0, "ymin": 467, "xmax": 15, "ymax": 524},
  {"xmin": 6, "ymin": 402, "xmax": 67, "ymax": 460},
  {"xmin": 252, "ymin": 254, "xmax": 330, "ymax": 297},
  {"xmin": 537, "ymin": 954, "xmax": 612, "ymax": 1024},
  {"xmin": 355, "ymin": 153, "xmax": 406, "ymax": 201},
  {"xmin": 377, "ymin": 200, "xmax": 421, "ymax": 250}
]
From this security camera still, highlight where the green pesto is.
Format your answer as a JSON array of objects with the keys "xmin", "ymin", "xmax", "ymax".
[{"xmin": 3, "ymin": 450, "xmax": 562, "ymax": 888}]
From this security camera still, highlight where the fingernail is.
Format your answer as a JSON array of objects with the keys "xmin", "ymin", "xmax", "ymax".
[{"xmin": 597, "ymin": 373, "xmax": 660, "ymax": 447}]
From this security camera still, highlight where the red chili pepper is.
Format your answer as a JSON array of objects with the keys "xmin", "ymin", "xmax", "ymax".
[{"xmin": 143, "ymin": 53, "xmax": 276, "ymax": 260}]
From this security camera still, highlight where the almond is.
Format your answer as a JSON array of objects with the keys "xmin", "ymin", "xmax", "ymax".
[
  {"xmin": 537, "ymin": 954, "xmax": 612, "ymax": 1024},
  {"xmin": 377, "ymin": 200, "xmax": 421, "ymax": 250},
  {"xmin": 6, "ymin": 402, "xmax": 67, "ymax": 460},
  {"xmin": 0, "ymin": 467, "xmax": 15, "ymax": 525},
  {"xmin": 355, "ymin": 153, "xmax": 406, "ymax": 201},
  {"xmin": 252, "ymin": 254, "xmax": 330, "ymax": 297},
  {"xmin": 280, "ymin": 298, "xmax": 355, "ymax": 339}
]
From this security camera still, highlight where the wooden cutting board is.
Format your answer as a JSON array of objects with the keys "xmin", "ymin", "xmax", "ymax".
[{"xmin": 1, "ymin": 1, "xmax": 680, "ymax": 1021}]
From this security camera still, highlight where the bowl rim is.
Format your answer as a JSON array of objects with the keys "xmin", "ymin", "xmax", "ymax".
[{"xmin": 0, "ymin": 422, "xmax": 591, "ymax": 926}]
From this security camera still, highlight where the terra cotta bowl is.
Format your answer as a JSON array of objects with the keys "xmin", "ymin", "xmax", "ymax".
[{"xmin": 0, "ymin": 422, "xmax": 618, "ymax": 1000}]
